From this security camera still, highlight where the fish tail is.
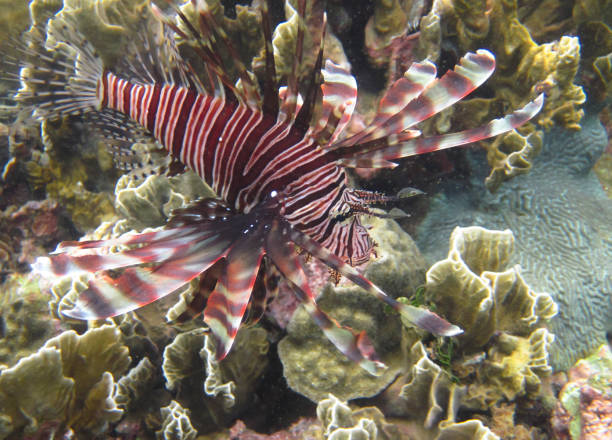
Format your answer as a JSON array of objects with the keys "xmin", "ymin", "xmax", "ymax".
[{"xmin": 11, "ymin": 16, "xmax": 104, "ymax": 121}]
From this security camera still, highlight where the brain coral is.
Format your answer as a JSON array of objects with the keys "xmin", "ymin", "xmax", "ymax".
[{"xmin": 417, "ymin": 107, "xmax": 612, "ymax": 371}]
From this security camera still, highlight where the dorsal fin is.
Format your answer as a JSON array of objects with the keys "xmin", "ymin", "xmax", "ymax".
[
  {"xmin": 294, "ymin": 9, "xmax": 326, "ymax": 131},
  {"xmin": 190, "ymin": 0, "xmax": 261, "ymax": 107},
  {"xmin": 260, "ymin": 0, "xmax": 279, "ymax": 119},
  {"xmin": 338, "ymin": 94, "xmax": 545, "ymax": 169},
  {"xmin": 312, "ymin": 60, "xmax": 357, "ymax": 146},
  {"xmin": 332, "ymin": 51, "xmax": 495, "ymax": 150},
  {"xmin": 276, "ymin": 0, "xmax": 305, "ymax": 122},
  {"xmin": 152, "ymin": 1, "xmax": 241, "ymax": 103}
]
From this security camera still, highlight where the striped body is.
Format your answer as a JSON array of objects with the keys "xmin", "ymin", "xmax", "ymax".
[{"xmin": 100, "ymin": 71, "xmax": 372, "ymax": 264}]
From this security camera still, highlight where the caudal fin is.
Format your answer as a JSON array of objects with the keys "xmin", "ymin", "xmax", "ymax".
[{"xmin": 11, "ymin": 16, "xmax": 103, "ymax": 121}]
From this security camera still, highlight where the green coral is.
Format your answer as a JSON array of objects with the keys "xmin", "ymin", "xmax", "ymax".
[
  {"xmin": 0, "ymin": 325, "xmax": 130, "ymax": 438},
  {"xmin": 278, "ymin": 217, "xmax": 427, "ymax": 402},
  {"xmin": 24, "ymin": 119, "xmax": 117, "ymax": 233},
  {"xmin": 429, "ymin": 0, "xmax": 587, "ymax": 191},
  {"xmin": 317, "ymin": 394, "xmax": 400, "ymax": 440},
  {"xmin": 0, "ymin": 274, "xmax": 58, "ymax": 366},
  {"xmin": 161, "ymin": 327, "xmax": 269, "ymax": 432},
  {"xmin": 44, "ymin": 0, "xmax": 150, "ymax": 67},
  {"xmin": 425, "ymin": 226, "xmax": 557, "ymax": 352},
  {"xmin": 479, "ymin": 329, "xmax": 554, "ymax": 402},
  {"xmin": 115, "ymin": 170, "xmax": 213, "ymax": 230},
  {"xmin": 435, "ymin": 420, "xmax": 500, "ymax": 440},
  {"xmin": 387, "ymin": 226, "xmax": 558, "ymax": 437},
  {"xmin": 485, "ymin": 129, "xmax": 543, "ymax": 192},
  {"xmin": 399, "ymin": 341, "xmax": 464, "ymax": 430},
  {"xmin": 157, "ymin": 400, "xmax": 197, "ymax": 440},
  {"xmin": 364, "ymin": 0, "xmax": 409, "ymax": 65}
]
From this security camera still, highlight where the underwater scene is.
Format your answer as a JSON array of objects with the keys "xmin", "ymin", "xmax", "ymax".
[{"xmin": 0, "ymin": 0, "xmax": 611, "ymax": 439}]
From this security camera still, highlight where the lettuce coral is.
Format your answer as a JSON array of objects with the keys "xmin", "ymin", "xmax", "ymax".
[
  {"xmin": 0, "ymin": 325, "xmax": 130, "ymax": 438},
  {"xmin": 387, "ymin": 226, "xmax": 558, "ymax": 437},
  {"xmin": 161, "ymin": 327, "xmax": 269, "ymax": 433},
  {"xmin": 425, "ymin": 226, "xmax": 557, "ymax": 352},
  {"xmin": 416, "ymin": 109, "xmax": 611, "ymax": 370},
  {"xmin": 317, "ymin": 394, "xmax": 400, "ymax": 440},
  {"xmin": 157, "ymin": 400, "xmax": 197, "ymax": 440}
]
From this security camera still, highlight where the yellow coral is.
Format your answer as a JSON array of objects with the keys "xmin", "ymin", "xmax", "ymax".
[
  {"xmin": 425, "ymin": 226, "xmax": 557, "ymax": 352},
  {"xmin": 0, "ymin": 325, "xmax": 130, "ymax": 438},
  {"xmin": 444, "ymin": 0, "xmax": 585, "ymax": 190}
]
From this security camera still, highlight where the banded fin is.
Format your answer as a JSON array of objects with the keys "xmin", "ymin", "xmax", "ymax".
[
  {"xmin": 114, "ymin": 10, "xmax": 201, "ymax": 92},
  {"xmin": 33, "ymin": 198, "xmax": 243, "ymax": 320},
  {"xmin": 152, "ymin": 2, "xmax": 237, "ymax": 102},
  {"xmin": 265, "ymin": 221, "xmax": 386, "ymax": 375},
  {"xmin": 242, "ymin": 259, "xmax": 280, "ymax": 327},
  {"xmin": 188, "ymin": 0, "xmax": 261, "ymax": 107},
  {"xmin": 204, "ymin": 231, "xmax": 266, "ymax": 359},
  {"xmin": 332, "ymin": 50, "xmax": 495, "ymax": 150},
  {"xmin": 173, "ymin": 260, "xmax": 224, "ymax": 323},
  {"xmin": 279, "ymin": 0, "xmax": 306, "ymax": 122},
  {"xmin": 293, "ymin": 8, "xmax": 326, "ymax": 132},
  {"xmin": 313, "ymin": 60, "xmax": 357, "ymax": 146},
  {"xmin": 340, "ymin": 94, "xmax": 545, "ymax": 168},
  {"xmin": 260, "ymin": 0, "xmax": 279, "ymax": 118},
  {"xmin": 283, "ymin": 220, "xmax": 462, "ymax": 337}
]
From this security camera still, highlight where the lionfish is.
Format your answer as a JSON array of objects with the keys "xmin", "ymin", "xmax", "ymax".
[{"xmin": 14, "ymin": 0, "xmax": 543, "ymax": 374}]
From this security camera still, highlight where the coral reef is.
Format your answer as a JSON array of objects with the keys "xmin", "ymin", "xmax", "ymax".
[
  {"xmin": 0, "ymin": 325, "xmax": 130, "ymax": 438},
  {"xmin": 278, "ymin": 217, "xmax": 427, "ymax": 402},
  {"xmin": 435, "ymin": 420, "xmax": 499, "ymax": 440},
  {"xmin": 424, "ymin": 226, "xmax": 557, "ymax": 353},
  {"xmin": 157, "ymin": 400, "xmax": 197, "ymax": 440},
  {"xmin": 370, "ymin": 226, "xmax": 555, "ymax": 438},
  {"xmin": 115, "ymin": 170, "xmax": 214, "ymax": 230},
  {"xmin": 551, "ymin": 344, "xmax": 612, "ymax": 440},
  {"xmin": 317, "ymin": 394, "xmax": 400, "ymax": 440},
  {"xmin": 363, "ymin": 0, "xmax": 586, "ymax": 191},
  {"xmin": 2, "ymin": 1, "xmax": 609, "ymax": 439},
  {"xmin": 417, "ymin": 107, "xmax": 612, "ymax": 371},
  {"xmin": 161, "ymin": 327, "xmax": 269, "ymax": 433},
  {"xmin": 450, "ymin": 0, "xmax": 585, "ymax": 131},
  {"xmin": 0, "ymin": 200, "xmax": 74, "ymax": 274},
  {"xmin": 0, "ymin": 274, "xmax": 59, "ymax": 367}
]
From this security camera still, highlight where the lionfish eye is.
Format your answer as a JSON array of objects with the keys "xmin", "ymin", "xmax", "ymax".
[{"xmin": 330, "ymin": 207, "xmax": 353, "ymax": 224}]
